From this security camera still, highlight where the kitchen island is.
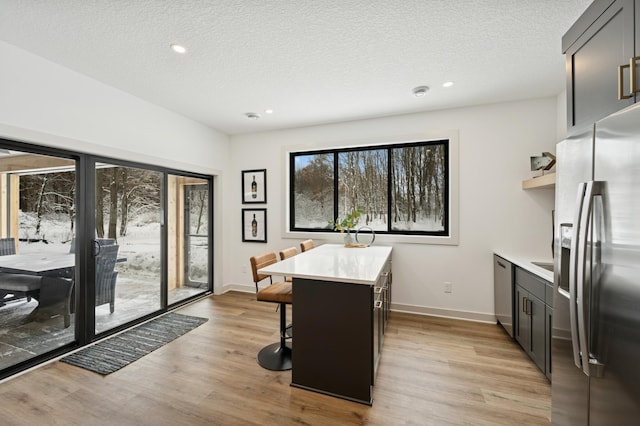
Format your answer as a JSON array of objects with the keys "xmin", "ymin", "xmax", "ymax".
[{"xmin": 258, "ymin": 243, "xmax": 392, "ymax": 405}]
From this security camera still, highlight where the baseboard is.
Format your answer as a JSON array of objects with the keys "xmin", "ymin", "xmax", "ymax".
[
  {"xmin": 219, "ymin": 283, "xmax": 256, "ymax": 295},
  {"xmin": 220, "ymin": 284, "xmax": 496, "ymax": 324},
  {"xmin": 390, "ymin": 303, "xmax": 496, "ymax": 324}
]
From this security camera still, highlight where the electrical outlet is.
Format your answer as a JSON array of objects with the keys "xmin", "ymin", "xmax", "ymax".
[{"xmin": 444, "ymin": 282, "xmax": 452, "ymax": 293}]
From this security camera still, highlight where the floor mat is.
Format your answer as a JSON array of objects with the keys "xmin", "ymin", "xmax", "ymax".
[{"xmin": 60, "ymin": 312, "xmax": 208, "ymax": 374}]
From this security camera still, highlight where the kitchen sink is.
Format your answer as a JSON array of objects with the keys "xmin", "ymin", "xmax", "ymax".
[{"xmin": 532, "ymin": 261, "xmax": 553, "ymax": 272}]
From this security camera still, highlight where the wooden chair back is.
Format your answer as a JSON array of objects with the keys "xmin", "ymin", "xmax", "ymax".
[
  {"xmin": 279, "ymin": 247, "xmax": 298, "ymax": 261},
  {"xmin": 300, "ymin": 239, "xmax": 314, "ymax": 253}
]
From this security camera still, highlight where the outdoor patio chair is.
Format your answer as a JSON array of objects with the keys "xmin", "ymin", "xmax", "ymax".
[
  {"xmin": 95, "ymin": 242, "xmax": 119, "ymax": 313},
  {"xmin": 0, "ymin": 237, "xmax": 42, "ymax": 306},
  {"xmin": 0, "ymin": 237, "xmax": 16, "ymax": 256}
]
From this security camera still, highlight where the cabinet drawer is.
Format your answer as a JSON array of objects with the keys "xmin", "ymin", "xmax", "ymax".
[{"xmin": 515, "ymin": 267, "xmax": 546, "ymax": 301}]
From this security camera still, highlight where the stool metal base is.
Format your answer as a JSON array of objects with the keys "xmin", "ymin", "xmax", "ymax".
[{"xmin": 257, "ymin": 341, "xmax": 292, "ymax": 371}]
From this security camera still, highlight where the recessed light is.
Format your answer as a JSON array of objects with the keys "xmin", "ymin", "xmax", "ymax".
[
  {"xmin": 442, "ymin": 81, "xmax": 454, "ymax": 88},
  {"xmin": 245, "ymin": 112, "xmax": 261, "ymax": 120},
  {"xmin": 412, "ymin": 86, "xmax": 430, "ymax": 97},
  {"xmin": 264, "ymin": 109, "xmax": 274, "ymax": 114},
  {"xmin": 170, "ymin": 44, "xmax": 187, "ymax": 54}
]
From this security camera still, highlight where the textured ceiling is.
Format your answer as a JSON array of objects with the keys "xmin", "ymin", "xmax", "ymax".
[{"xmin": 0, "ymin": 0, "xmax": 592, "ymax": 135}]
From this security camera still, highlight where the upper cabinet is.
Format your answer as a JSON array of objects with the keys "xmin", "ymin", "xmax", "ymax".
[{"xmin": 563, "ymin": 0, "xmax": 639, "ymax": 135}]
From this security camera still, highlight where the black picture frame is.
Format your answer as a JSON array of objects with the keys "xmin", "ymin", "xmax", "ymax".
[
  {"xmin": 242, "ymin": 169, "xmax": 267, "ymax": 204},
  {"xmin": 242, "ymin": 208, "xmax": 267, "ymax": 243}
]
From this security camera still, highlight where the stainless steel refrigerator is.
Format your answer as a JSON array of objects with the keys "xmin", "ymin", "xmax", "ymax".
[{"xmin": 552, "ymin": 103, "xmax": 640, "ymax": 424}]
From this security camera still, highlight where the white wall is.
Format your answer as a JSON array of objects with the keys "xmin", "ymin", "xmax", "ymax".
[
  {"xmin": 0, "ymin": 40, "xmax": 229, "ymax": 174},
  {"xmin": 228, "ymin": 98, "xmax": 557, "ymax": 321},
  {"xmin": 0, "ymin": 40, "xmax": 231, "ymax": 291}
]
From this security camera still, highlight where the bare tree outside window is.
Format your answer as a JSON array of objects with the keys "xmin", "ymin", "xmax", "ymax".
[
  {"xmin": 290, "ymin": 139, "xmax": 449, "ymax": 236},
  {"xmin": 338, "ymin": 149, "xmax": 387, "ymax": 231},
  {"xmin": 95, "ymin": 166, "xmax": 162, "ymax": 240},
  {"xmin": 291, "ymin": 153, "xmax": 334, "ymax": 229},
  {"xmin": 20, "ymin": 170, "xmax": 76, "ymax": 241},
  {"xmin": 390, "ymin": 143, "xmax": 446, "ymax": 232}
]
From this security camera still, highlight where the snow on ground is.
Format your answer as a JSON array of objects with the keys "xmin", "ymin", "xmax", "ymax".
[
  {"xmin": 17, "ymin": 210, "xmax": 209, "ymax": 283},
  {"xmin": 18, "ymin": 211, "xmax": 161, "ymax": 277}
]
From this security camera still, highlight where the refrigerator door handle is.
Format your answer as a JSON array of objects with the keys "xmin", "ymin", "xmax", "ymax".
[
  {"xmin": 576, "ymin": 181, "xmax": 603, "ymax": 377},
  {"xmin": 569, "ymin": 182, "xmax": 586, "ymax": 369}
]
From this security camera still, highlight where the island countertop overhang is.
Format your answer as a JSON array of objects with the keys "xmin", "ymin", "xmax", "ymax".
[{"xmin": 258, "ymin": 244, "xmax": 392, "ymax": 285}]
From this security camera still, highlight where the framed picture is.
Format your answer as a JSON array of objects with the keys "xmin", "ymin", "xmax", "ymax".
[
  {"xmin": 242, "ymin": 169, "xmax": 267, "ymax": 204},
  {"xmin": 242, "ymin": 208, "xmax": 267, "ymax": 243}
]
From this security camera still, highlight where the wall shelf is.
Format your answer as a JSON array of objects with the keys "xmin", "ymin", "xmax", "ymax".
[{"xmin": 522, "ymin": 172, "xmax": 555, "ymax": 189}]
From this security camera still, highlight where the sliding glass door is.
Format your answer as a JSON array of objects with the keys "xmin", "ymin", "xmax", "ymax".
[
  {"xmin": 94, "ymin": 163, "xmax": 163, "ymax": 334},
  {"xmin": 0, "ymin": 140, "xmax": 213, "ymax": 378},
  {"xmin": 0, "ymin": 146, "xmax": 78, "ymax": 372}
]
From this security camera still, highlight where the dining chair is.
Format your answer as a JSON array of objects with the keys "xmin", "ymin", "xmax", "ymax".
[
  {"xmin": 300, "ymin": 239, "xmax": 314, "ymax": 253},
  {"xmin": 250, "ymin": 251, "xmax": 293, "ymax": 371}
]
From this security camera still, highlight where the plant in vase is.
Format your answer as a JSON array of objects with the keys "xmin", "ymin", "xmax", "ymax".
[{"xmin": 329, "ymin": 208, "xmax": 364, "ymax": 245}]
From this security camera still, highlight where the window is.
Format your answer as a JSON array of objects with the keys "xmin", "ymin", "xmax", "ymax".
[{"xmin": 290, "ymin": 139, "xmax": 450, "ymax": 237}]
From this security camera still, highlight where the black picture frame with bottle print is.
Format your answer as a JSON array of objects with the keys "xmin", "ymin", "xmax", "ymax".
[
  {"xmin": 242, "ymin": 208, "xmax": 267, "ymax": 243},
  {"xmin": 242, "ymin": 169, "xmax": 266, "ymax": 204}
]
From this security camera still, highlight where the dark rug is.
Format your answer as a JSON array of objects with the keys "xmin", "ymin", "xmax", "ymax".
[{"xmin": 60, "ymin": 312, "xmax": 208, "ymax": 375}]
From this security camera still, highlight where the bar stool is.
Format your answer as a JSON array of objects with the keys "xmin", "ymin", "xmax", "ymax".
[
  {"xmin": 300, "ymin": 239, "xmax": 314, "ymax": 253},
  {"xmin": 278, "ymin": 247, "xmax": 298, "ymax": 337},
  {"xmin": 279, "ymin": 246, "xmax": 298, "ymax": 282},
  {"xmin": 250, "ymin": 252, "xmax": 293, "ymax": 371}
]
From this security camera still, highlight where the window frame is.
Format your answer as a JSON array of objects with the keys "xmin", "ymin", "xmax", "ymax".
[{"xmin": 286, "ymin": 134, "xmax": 459, "ymax": 245}]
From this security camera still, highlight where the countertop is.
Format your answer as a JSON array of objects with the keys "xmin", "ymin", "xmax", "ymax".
[
  {"xmin": 258, "ymin": 243, "xmax": 393, "ymax": 285},
  {"xmin": 494, "ymin": 252, "xmax": 554, "ymax": 282}
]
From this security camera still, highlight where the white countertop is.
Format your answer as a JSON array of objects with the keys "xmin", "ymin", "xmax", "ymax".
[
  {"xmin": 494, "ymin": 252, "xmax": 554, "ymax": 282},
  {"xmin": 258, "ymin": 244, "xmax": 393, "ymax": 285}
]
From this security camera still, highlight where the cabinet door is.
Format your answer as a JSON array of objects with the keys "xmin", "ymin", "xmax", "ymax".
[
  {"xmin": 565, "ymin": 0, "xmax": 635, "ymax": 134},
  {"xmin": 546, "ymin": 306, "xmax": 553, "ymax": 381},
  {"xmin": 515, "ymin": 286, "xmax": 530, "ymax": 350},
  {"xmin": 530, "ymin": 295, "xmax": 546, "ymax": 373}
]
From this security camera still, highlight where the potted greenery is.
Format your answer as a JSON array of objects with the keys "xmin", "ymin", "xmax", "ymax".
[{"xmin": 329, "ymin": 208, "xmax": 364, "ymax": 246}]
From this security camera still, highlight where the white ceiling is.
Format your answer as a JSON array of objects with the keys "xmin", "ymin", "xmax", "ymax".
[{"xmin": 0, "ymin": 1, "xmax": 592, "ymax": 135}]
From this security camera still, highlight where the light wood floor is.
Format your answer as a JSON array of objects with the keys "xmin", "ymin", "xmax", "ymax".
[{"xmin": 0, "ymin": 291, "xmax": 550, "ymax": 425}]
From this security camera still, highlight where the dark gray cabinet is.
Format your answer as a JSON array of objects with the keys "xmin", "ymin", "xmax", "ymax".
[
  {"xmin": 515, "ymin": 284, "xmax": 546, "ymax": 372},
  {"xmin": 546, "ymin": 305, "xmax": 553, "ymax": 381},
  {"xmin": 514, "ymin": 267, "xmax": 553, "ymax": 378},
  {"xmin": 291, "ymin": 257, "xmax": 392, "ymax": 405},
  {"xmin": 373, "ymin": 260, "xmax": 391, "ymax": 380},
  {"xmin": 563, "ymin": 0, "xmax": 638, "ymax": 134}
]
